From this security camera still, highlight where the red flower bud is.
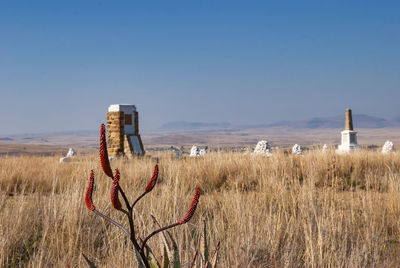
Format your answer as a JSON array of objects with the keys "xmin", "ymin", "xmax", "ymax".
[
  {"xmin": 111, "ymin": 169, "xmax": 122, "ymax": 210},
  {"xmin": 178, "ymin": 188, "xmax": 200, "ymax": 225},
  {"xmin": 100, "ymin": 124, "xmax": 113, "ymax": 178},
  {"xmin": 145, "ymin": 164, "xmax": 159, "ymax": 192},
  {"xmin": 85, "ymin": 170, "xmax": 96, "ymax": 211}
]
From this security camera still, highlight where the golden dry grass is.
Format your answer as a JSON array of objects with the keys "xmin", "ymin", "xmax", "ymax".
[{"xmin": 1, "ymin": 150, "xmax": 400, "ymax": 267}]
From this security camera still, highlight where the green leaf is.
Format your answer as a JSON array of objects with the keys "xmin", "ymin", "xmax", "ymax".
[
  {"xmin": 133, "ymin": 248, "xmax": 145, "ymax": 268},
  {"xmin": 151, "ymin": 215, "xmax": 181, "ymax": 268},
  {"xmin": 82, "ymin": 253, "xmax": 97, "ymax": 268}
]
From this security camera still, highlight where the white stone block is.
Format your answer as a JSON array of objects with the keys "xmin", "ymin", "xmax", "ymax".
[
  {"xmin": 336, "ymin": 130, "xmax": 358, "ymax": 154},
  {"xmin": 253, "ymin": 140, "xmax": 272, "ymax": 156},
  {"xmin": 292, "ymin": 144, "xmax": 303, "ymax": 155},
  {"xmin": 190, "ymin": 145, "xmax": 200, "ymax": 157},
  {"xmin": 199, "ymin": 148, "xmax": 208, "ymax": 156},
  {"xmin": 382, "ymin": 141, "xmax": 395, "ymax": 154},
  {"xmin": 66, "ymin": 148, "xmax": 76, "ymax": 157}
]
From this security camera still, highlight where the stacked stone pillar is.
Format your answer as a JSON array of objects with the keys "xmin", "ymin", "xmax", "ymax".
[
  {"xmin": 106, "ymin": 104, "xmax": 145, "ymax": 157},
  {"xmin": 106, "ymin": 111, "xmax": 125, "ymax": 157}
]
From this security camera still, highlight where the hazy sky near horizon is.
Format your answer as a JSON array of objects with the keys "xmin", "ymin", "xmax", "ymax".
[{"xmin": 0, "ymin": 1, "xmax": 399, "ymax": 135}]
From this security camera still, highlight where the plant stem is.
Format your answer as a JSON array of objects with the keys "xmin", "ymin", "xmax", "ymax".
[{"xmin": 141, "ymin": 222, "xmax": 180, "ymax": 252}]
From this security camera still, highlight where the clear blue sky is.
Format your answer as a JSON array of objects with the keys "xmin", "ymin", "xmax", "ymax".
[{"xmin": 0, "ymin": 1, "xmax": 399, "ymax": 134}]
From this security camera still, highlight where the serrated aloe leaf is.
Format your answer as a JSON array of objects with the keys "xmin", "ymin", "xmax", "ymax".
[
  {"xmin": 161, "ymin": 246, "xmax": 169, "ymax": 268},
  {"xmin": 144, "ymin": 243, "xmax": 161, "ymax": 268}
]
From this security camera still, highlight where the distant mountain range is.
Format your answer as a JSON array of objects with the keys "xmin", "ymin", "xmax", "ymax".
[
  {"xmin": 160, "ymin": 114, "xmax": 400, "ymax": 131},
  {"xmin": 160, "ymin": 121, "xmax": 231, "ymax": 130},
  {"xmin": 260, "ymin": 114, "xmax": 400, "ymax": 129}
]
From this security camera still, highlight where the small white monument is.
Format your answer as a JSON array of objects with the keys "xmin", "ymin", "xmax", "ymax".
[
  {"xmin": 253, "ymin": 140, "xmax": 272, "ymax": 156},
  {"xmin": 66, "ymin": 148, "xmax": 76, "ymax": 157},
  {"xmin": 190, "ymin": 145, "xmax": 208, "ymax": 157},
  {"xmin": 59, "ymin": 148, "xmax": 76, "ymax": 163},
  {"xmin": 292, "ymin": 144, "xmax": 303, "ymax": 155},
  {"xmin": 382, "ymin": 141, "xmax": 395, "ymax": 154},
  {"xmin": 199, "ymin": 146, "xmax": 208, "ymax": 156},
  {"xmin": 336, "ymin": 108, "xmax": 357, "ymax": 154},
  {"xmin": 190, "ymin": 145, "xmax": 200, "ymax": 157}
]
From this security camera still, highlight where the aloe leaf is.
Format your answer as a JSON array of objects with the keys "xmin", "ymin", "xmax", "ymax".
[
  {"xmin": 144, "ymin": 243, "xmax": 161, "ymax": 268},
  {"xmin": 210, "ymin": 241, "xmax": 220, "ymax": 268},
  {"xmin": 133, "ymin": 247, "xmax": 145, "ymax": 268},
  {"xmin": 200, "ymin": 220, "xmax": 208, "ymax": 267},
  {"xmin": 190, "ymin": 250, "xmax": 198, "ymax": 268},
  {"xmin": 82, "ymin": 253, "xmax": 97, "ymax": 268},
  {"xmin": 151, "ymin": 215, "xmax": 181, "ymax": 268},
  {"xmin": 161, "ymin": 245, "xmax": 170, "ymax": 268}
]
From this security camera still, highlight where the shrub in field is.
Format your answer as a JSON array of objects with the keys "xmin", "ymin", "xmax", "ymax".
[{"xmin": 83, "ymin": 124, "xmax": 218, "ymax": 268}]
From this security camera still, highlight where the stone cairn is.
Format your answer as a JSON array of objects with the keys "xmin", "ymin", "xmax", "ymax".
[
  {"xmin": 59, "ymin": 147, "xmax": 77, "ymax": 163},
  {"xmin": 382, "ymin": 141, "xmax": 395, "ymax": 154},
  {"xmin": 253, "ymin": 140, "xmax": 272, "ymax": 156},
  {"xmin": 292, "ymin": 144, "xmax": 303, "ymax": 155}
]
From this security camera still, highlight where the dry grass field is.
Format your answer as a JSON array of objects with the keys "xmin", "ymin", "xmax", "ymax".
[{"xmin": 1, "ymin": 150, "xmax": 400, "ymax": 267}]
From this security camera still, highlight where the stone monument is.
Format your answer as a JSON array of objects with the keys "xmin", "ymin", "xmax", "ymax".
[
  {"xmin": 253, "ymin": 140, "xmax": 272, "ymax": 156},
  {"xmin": 292, "ymin": 144, "xmax": 303, "ymax": 155},
  {"xmin": 382, "ymin": 140, "xmax": 395, "ymax": 154},
  {"xmin": 106, "ymin": 104, "xmax": 144, "ymax": 157},
  {"xmin": 190, "ymin": 145, "xmax": 200, "ymax": 157},
  {"xmin": 336, "ymin": 108, "xmax": 357, "ymax": 154}
]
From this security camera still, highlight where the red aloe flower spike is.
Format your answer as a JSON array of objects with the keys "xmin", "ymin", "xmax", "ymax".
[
  {"xmin": 111, "ymin": 169, "xmax": 122, "ymax": 210},
  {"xmin": 178, "ymin": 188, "xmax": 200, "ymax": 225},
  {"xmin": 85, "ymin": 170, "xmax": 96, "ymax": 211},
  {"xmin": 100, "ymin": 124, "xmax": 113, "ymax": 178},
  {"xmin": 145, "ymin": 164, "xmax": 159, "ymax": 192}
]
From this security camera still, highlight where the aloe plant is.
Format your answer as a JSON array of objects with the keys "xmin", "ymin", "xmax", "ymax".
[
  {"xmin": 83, "ymin": 124, "xmax": 201, "ymax": 268},
  {"xmin": 190, "ymin": 220, "xmax": 220, "ymax": 268}
]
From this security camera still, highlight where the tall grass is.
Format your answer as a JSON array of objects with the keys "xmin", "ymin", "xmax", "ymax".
[{"xmin": 1, "ymin": 151, "xmax": 400, "ymax": 267}]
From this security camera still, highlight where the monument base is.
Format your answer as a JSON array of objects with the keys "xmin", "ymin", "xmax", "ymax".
[{"xmin": 336, "ymin": 130, "xmax": 357, "ymax": 154}]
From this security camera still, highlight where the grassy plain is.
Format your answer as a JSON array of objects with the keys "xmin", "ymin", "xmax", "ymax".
[{"xmin": 1, "ymin": 150, "xmax": 400, "ymax": 267}]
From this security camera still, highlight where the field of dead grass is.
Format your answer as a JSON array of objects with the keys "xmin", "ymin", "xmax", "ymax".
[{"xmin": 1, "ymin": 150, "xmax": 400, "ymax": 267}]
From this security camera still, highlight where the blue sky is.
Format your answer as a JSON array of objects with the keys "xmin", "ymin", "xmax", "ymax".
[{"xmin": 0, "ymin": 1, "xmax": 399, "ymax": 134}]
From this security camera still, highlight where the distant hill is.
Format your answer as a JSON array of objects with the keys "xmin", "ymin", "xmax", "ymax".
[
  {"xmin": 160, "ymin": 114, "xmax": 400, "ymax": 132},
  {"xmin": 160, "ymin": 121, "xmax": 231, "ymax": 130},
  {"xmin": 267, "ymin": 114, "xmax": 399, "ymax": 129}
]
